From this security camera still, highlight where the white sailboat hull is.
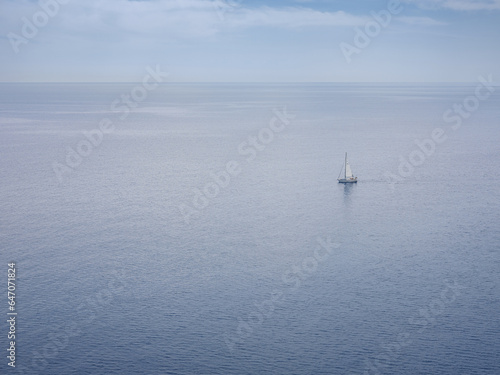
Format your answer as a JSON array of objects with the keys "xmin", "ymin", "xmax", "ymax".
[{"xmin": 338, "ymin": 177, "xmax": 357, "ymax": 183}]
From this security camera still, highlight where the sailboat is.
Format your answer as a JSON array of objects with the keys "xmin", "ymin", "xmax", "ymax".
[{"xmin": 338, "ymin": 152, "xmax": 358, "ymax": 183}]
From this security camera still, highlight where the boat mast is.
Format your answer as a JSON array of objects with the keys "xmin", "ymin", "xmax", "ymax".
[{"xmin": 344, "ymin": 152, "xmax": 347, "ymax": 179}]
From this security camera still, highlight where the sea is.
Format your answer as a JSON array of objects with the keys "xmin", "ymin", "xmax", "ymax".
[{"xmin": 0, "ymin": 83, "xmax": 499, "ymax": 374}]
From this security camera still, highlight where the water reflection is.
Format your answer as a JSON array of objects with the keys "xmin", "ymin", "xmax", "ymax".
[{"xmin": 343, "ymin": 182, "xmax": 355, "ymax": 205}]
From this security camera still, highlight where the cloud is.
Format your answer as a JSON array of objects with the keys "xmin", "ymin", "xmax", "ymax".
[
  {"xmin": 404, "ymin": 0, "xmax": 500, "ymax": 10},
  {"xmin": 224, "ymin": 6, "xmax": 367, "ymax": 29},
  {"xmin": 396, "ymin": 16, "xmax": 447, "ymax": 25},
  {"xmin": 0, "ymin": 0, "xmax": 368, "ymax": 44}
]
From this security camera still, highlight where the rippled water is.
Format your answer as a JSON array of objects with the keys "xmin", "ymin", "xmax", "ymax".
[{"xmin": 1, "ymin": 83, "xmax": 499, "ymax": 374}]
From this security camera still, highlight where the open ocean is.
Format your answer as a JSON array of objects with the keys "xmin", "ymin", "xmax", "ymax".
[{"xmin": 1, "ymin": 83, "xmax": 499, "ymax": 374}]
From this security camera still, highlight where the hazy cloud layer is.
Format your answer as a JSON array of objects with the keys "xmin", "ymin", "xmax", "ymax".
[
  {"xmin": 1, "ymin": 0, "xmax": 499, "ymax": 82},
  {"xmin": 1, "ymin": 0, "xmax": 369, "ymax": 41},
  {"xmin": 404, "ymin": 0, "xmax": 500, "ymax": 10}
]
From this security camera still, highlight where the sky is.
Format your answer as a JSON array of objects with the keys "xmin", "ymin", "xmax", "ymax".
[{"xmin": 1, "ymin": 0, "xmax": 499, "ymax": 82}]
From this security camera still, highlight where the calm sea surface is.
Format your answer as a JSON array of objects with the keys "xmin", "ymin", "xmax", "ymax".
[{"xmin": 1, "ymin": 83, "xmax": 499, "ymax": 374}]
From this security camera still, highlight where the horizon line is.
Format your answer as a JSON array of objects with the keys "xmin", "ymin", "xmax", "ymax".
[{"xmin": 0, "ymin": 81, "xmax": 495, "ymax": 84}]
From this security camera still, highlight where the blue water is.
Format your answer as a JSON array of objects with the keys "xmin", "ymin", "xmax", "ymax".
[{"xmin": 1, "ymin": 83, "xmax": 499, "ymax": 374}]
